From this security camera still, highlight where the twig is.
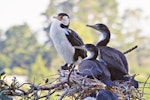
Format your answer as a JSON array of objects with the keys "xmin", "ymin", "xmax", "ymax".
[
  {"xmin": 18, "ymin": 82, "xmax": 33, "ymax": 88},
  {"xmin": 142, "ymin": 93, "xmax": 150, "ymax": 95},
  {"xmin": 124, "ymin": 45, "xmax": 138, "ymax": 54},
  {"xmin": 141, "ymin": 75, "xmax": 150, "ymax": 97},
  {"xmin": 4, "ymin": 80, "xmax": 68, "ymax": 97},
  {"xmin": 138, "ymin": 81, "xmax": 150, "ymax": 84},
  {"xmin": 36, "ymin": 90, "xmax": 55, "ymax": 100},
  {"xmin": 67, "ymin": 65, "xmax": 75, "ymax": 83},
  {"xmin": 139, "ymin": 87, "xmax": 150, "ymax": 88},
  {"xmin": 59, "ymin": 89, "xmax": 68, "ymax": 100}
]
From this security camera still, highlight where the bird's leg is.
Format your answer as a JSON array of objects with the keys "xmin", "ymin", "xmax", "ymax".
[{"xmin": 61, "ymin": 63, "xmax": 74, "ymax": 70}]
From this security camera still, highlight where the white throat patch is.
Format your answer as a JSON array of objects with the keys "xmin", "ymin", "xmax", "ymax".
[
  {"xmin": 99, "ymin": 31, "xmax": 107, "ymax": 42},
  {"xmin": 62, "ymin": 16, "xmax": 70, "ymax": 26}
]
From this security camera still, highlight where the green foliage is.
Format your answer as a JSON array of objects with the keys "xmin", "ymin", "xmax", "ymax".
[
  {"xmin": 0, "ymin": 23, "xmax": 54, "ymax": 70},
  {"xmin": 70, "ymin": 21, "xmax": 98, "ymax": 44},
  {"xmin": 12, "ymin": 67, "xmax": 27, "ymax": 75},
  {"xmin": 0, "ymin": 54, "xmax": 11, "ymax": 68},
  {"xmin": 28, "ymin": 55, "xmax": 50, "ymax": 84},
  {"xmin": 0, "ymin": 24, "xmax": 37, "ymax": 68}
]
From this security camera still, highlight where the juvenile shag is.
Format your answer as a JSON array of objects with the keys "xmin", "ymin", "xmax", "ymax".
[
  {"xmin": 50, "ymin": 13, "xmax": 86, "ymax": 70},
  {"xmin": 74, "ymin": 44, "xmax": 116, "ymax": 87}
]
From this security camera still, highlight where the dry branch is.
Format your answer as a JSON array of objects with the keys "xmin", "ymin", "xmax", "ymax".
[
  {"xmin": 0, "ymin": 69, "xmax": 148, "ymax": 100},
  {"xmin": 124, "ymin": 45, "xmax": 138, "ymax": 54}
]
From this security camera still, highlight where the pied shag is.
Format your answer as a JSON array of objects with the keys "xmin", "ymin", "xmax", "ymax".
[
  {"xmin": 50, "ymin": 13, "xmax": 87, "ymax": 70},
  {"xmin": 86, "ymin": 23, "xmax": 138, "ymax": 88},
  {"xmin": 74, "ymin": 44, "xmax": 116, "ymax": 87}
]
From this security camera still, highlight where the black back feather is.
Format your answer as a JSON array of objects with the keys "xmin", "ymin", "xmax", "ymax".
[{"xmin": 65, "ymin": 29, "xmax": 87, "ymax": 61}]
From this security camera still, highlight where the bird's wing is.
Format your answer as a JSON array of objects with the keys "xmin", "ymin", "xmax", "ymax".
[
  {"xmin": 108, "ymin": 46, "xmax": 129, "ymax": 72},
  {"xmin": 65, "ymin": 29, "xmax": 84, "ymax": 46},
  {"xmin": 78, "ymin": 60, "xmax": 103, "ymax": 77},
  {"xmin": 99, "ymin": 46, "xmax": 128, "ymax": 74},
  {"xmin": 65, "ymin": 29, "xmax": 87, "ymax": 59}
]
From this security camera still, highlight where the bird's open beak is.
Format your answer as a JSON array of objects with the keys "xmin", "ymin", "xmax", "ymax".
[{"xmin": 74, "ymin": 45, "xmax": 86, "ymax": 50}]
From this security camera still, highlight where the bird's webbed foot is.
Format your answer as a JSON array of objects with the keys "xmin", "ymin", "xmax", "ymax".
[
  {"xmin": 61, "ymin": 63, "xmax": 73, "ymax": 70},
  {"xmin": 61, "ymin": 64, "xmax": 69, "ymax": 70}
]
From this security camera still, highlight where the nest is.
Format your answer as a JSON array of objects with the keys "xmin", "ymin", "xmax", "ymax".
[
  {"xmin": 57, "ymin": 69, "xmax": 144, "ymax": 100},
  {"xmin": 0, "ymin": 66, "xmax": 146, "ymax": 100}
]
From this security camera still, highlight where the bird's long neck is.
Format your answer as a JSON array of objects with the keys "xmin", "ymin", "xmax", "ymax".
[
  {"xmin": 85, "ymin": 50, "xmax": 98, "ymax": 60},
  {"xmin": 96, "ymin": 30, "xmax": 110, "ymax": 47}
]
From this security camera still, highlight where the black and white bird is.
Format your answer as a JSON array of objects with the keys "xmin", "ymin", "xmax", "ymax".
[
  {"xmin": 50, "ymin": 13, "xmax": 87, "ymax": 70},
  {"xmin": 83, "ymin": 90, "xmax": 118, "ymax": 100},
  {"xmin": 86, "ymin": 23, "xmax": 138, "ymax": 88},
  {"xmin": 74, "ymin": 44, "xmax": 116, "ymax": 87}
]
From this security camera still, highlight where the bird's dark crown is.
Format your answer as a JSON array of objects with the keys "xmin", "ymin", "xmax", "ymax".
[
  {"xmin": 84, "ymin": 44, "xmax": 98, "ymax": 60},
  {"xmin": 85, "ymin": 44, "xmax": 98, "ymax": 52},
  {"xmin": 58, "ymin": 13, "xmax": 69, "ymax": 18},
  {"xmin": 94, "ymin": 23, "xmax": 109, "ymax": 31}
]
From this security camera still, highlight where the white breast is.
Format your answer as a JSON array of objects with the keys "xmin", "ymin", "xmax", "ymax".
[{"xmin": 50, "ymin": 20, "xmax": 75, "ymax": 64}]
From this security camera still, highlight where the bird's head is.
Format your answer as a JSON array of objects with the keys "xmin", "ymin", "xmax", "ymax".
[
  {"xmin": 74, "ymin": 44, "xmax": 98, "ymax": 60},
  {"xmin": 53, "ymin": 13, "xmax": 70, "ymax": 27},
  {"xmin": 74, "ymin": 44, "xmax": 97, "ymax": 53},
  {"xmin": 86, "ymin": 23, "xmax": 109, "ymax": 33}
]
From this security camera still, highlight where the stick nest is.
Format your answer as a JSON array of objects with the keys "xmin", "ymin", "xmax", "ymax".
[
  {"xmin": 0, "ymin": 69, "xmax": 147, "ymax": 100},
  {"xmin": 57, "ymin": 69, "xmax": 144, "ymax": 100}
]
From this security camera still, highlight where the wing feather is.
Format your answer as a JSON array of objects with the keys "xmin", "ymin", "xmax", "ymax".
[
  {"xmin": 98, "ymin": 46, "xmax": 128, "ymax": 74},
  {"xmin": 65, "ymin": 29, "xmax": 87, "ymax": 60}
]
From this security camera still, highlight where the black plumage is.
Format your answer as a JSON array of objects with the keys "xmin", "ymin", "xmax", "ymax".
[
  {"xmin": 86, "ymin": 24, "xmax": 128, "ymax": 80},
  {"xmin": 66, "ymin": 29, "xmax": 87, "ymax": 61},
  {"xmin": 75, "ymin": 44, "xmax": 116, "ymax": 87},
  {"xmin": 86, "ymin": 23, "xmax": 138, "ymax": 88},
  {"xmin": 96, "ymin": 90, "xmax": 118, "ymax": 100},
  {"xmin": 83, "ymin": 89, "xmax": 118, "ymax": 100}
]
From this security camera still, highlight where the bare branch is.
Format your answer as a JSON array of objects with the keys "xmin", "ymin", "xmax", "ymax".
[
  {"xmin": 124, "ymin": 45, "xmax": 138, "ymax": 54},
  {"xmin": 141, "ymin": 75, "xmax": 150, "ymax": 97}
]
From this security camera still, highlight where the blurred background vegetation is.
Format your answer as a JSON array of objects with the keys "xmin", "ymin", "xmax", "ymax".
[{"xmin": 0, "ymin": 0, "xmax": 150, "ymax": 99}]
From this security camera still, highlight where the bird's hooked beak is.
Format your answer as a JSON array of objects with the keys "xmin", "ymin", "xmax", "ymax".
[
  {"xmin": 86, "ymin": 24, "xmax": 98, "ymax": 30},
  {"xmin": 74, "ymin": 45, "xmax": 86, "ymax": 50}
]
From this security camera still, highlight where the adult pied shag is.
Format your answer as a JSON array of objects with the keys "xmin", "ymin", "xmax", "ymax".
[
  {"xmin": 50, "ymin": 13, "xmax": 87, "ymax": 70},
  {"xmin": 86, "ymin": 23, "xmax": 138, "ymax": 88},
  {"xmin": 74, "ymin": 44, "xmax": 116, "ymax": 87}
]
